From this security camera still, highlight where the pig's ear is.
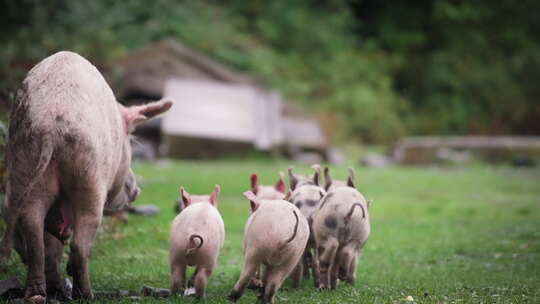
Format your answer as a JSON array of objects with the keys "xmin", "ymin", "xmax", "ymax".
[
  {"xmin": 250, "ymin": 174, "xmax": 259, "ymax": 194},
  {"xmin": 284, "ymin": 191, "xmax": 292, "ymax": 202},
  {"xmin": 209, "ymin": 184, "xmax": 221, "ymax": 206},
  {"xmin": 180, "ymin": 187, "xmax": 192, "ymax": 207},
  {"xmin": 121, "ymin": 99, "xmax": 173, "ymax": 133},
  {"xmin": 346, "ymin": 167, "xmax": 356, "ymax": 189},
  {"xmin": 311, "ymin": 164, "xmax": 321, "ymax": 186},
  {"xmin": 274, "ymin": 172, "xmax": 286, "ymax": 193},
  {"xmin": 243, "ymin": 191, "xmax": 260, "ymax": 212},
  {"xmin": 288, "ymin": 167, "xmax": 298, "ymax": 191},
  {"xmin": 324, "ymin": 166, "xmax": 332, "ymax": 191}
]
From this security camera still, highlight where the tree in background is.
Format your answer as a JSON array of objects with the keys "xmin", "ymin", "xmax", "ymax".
[{"xmin": 1, "ymin": 0, "xmax": 539, "ymax": 143}]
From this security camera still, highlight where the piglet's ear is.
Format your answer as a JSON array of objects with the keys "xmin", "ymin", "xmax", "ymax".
[
  {"xmin": 250, "ymin": 174, "xmax": 259, "ymax": 194},
  {"xmin": 274, "ymin": 172, "xmax": 286, "ymax": 193},
  {"xmin": 324, "ymin": 166, "xmax": 332, "ymax": 191},
  {"xmin": 346, "ymin": 167, "xmax": 356, "ymax": 189},
  {"xmin": 284, "ymin": 191, "xmax": 292, "ymax": 202},
  {"xmin": 180, "ymin": 187, "xmax": 192, "ymax": 207},
  {"xmin": 312, "ymin": 164, "xmax": 321, "ymax": 186},
  {"xmin": 121, "ymin": 99, "xmax": 173, "ymax": 133},
  {"xmin": 209, "ymin": 184, "xmax": 221, "ymax": 206},
  {"xmin": 288, "ymin": 167, "xmax": 298, "ymax": 191},
  {"xmin": 243, "ymin": 191, "xmax": 259, "ymax": 212}
]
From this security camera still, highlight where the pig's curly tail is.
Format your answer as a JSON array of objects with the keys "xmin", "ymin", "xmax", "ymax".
[
  {"xmin": 284, "ymin": 210, "xmax": 299, "ymax": 245},
  {"xmin": 344, "ymin": 203, "xmax": 365, "ymax": 224},
  {"xmin": 186, "ymin": 234, "xmax": 204, "ymax": 255}
]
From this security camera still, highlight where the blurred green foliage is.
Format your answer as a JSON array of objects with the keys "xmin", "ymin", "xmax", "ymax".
[{"xmin": 1, "ymin": 0, "xmax": 539, "ymax": 143}]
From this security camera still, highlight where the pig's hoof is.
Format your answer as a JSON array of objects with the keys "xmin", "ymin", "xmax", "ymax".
[
  {"xmin": 25, "ymin": 295, "xmax": 46, "ymax": 304},
  {"xmin": 227, "ymin": 290, "xmax": 241, "ymax": 302},
  {"xmin": 25, "ymin": 280, "xmax": 47, "ymax": 300}
]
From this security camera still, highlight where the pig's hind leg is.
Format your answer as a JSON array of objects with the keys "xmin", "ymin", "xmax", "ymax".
[
  {"xmin": 228, "ymin": 259, "xmax": 259, "ymax": 302},
  {"xmin": 193, "ymin": 264, "xmax": 214, "ymax": 300},
  {"xmin": 67, "ymin": 188, "xmax": 105, "ymax": 300},
  {"xmin": 170, "ymin": 262, "xmax": 187, "ymax": 296},
  {"xmin": 260, "ymin": 258, "xmax": 298, "ymax": 304},
  {"xmin": 17, "ymin": 181, "xmax": 58, "ymax": 303},
  {"xmin": 316, "ymin": 238, "xmax": 339, "ymax": 289},
  {"xmin": 19, "ymin": 203, "xmax": 55, "ymax": 303},
  {"xmin": 44, "ymin": 232, "xmax": 71, "ymax": 300},
  {"xmin": 290, "ymin": 259, "xmax": 304, "ymax": 288}
]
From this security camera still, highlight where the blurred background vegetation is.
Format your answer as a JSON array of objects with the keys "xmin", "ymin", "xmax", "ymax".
[{"xmin": 1, "ymin": 0, "xmax": 539, "ymax": 143}]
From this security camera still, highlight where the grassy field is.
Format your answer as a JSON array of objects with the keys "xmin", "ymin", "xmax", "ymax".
[{"xmin": 2, "ymin": 159, "xmax": 540, "ymax": 303}]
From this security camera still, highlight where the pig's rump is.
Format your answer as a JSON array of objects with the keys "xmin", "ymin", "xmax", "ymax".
[
  {"xmin": 8, "ymin": 51, "xmax": 123, "ymax": 199},
  {"xmin": 169, "ymin": 203, "xmax": 224, "ymax": 266},
  {"xmin": 2, "ymin": 51, "xmax": 124, "ymax": 255},
  {"xmin": 243, "ymin": 202, "xmax": 308, "ymax": 266},
  {"xmin": 314, "ymin": 187, "xmax": 370, "ymax": 245}
]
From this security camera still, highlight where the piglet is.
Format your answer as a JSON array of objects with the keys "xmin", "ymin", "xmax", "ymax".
[
  {"xmin": 169, "ymin": 185, "xmax": 224, "ymax": 299},
  {"xmin": 312, "ymin": 186, "xmax": 370, "ymax": 289},
  {"xmin": 228, "ymin": 191, "xmax": 309, "ymax": 304},
  {"xmin": 247, "ymin": 172, "xmax": 287, "ymax": 289},
  {"xmin": 286, "ymin": 165, "xmax": 325, "ymax": 287},
  {"xmin": 250, "ymin": 172, "xmax": 287, "ymax": 200}
]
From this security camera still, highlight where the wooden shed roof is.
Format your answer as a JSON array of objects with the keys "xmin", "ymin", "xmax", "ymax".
[{"xmin": 113, "ymin": 39, "xmax": 257, "ymax": 98}]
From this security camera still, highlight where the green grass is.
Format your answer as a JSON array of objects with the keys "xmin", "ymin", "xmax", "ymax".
[{"xmin": 2, "ymin": 160, "xmax": 540, "ymax": 303}]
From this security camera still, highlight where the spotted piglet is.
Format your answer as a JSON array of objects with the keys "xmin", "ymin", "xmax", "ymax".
[
  {"xmin": 228, "ymin": 191, "xmax": 309, "ymax": 304},
  {"xmin": 169, "ymin": 185, "xmax": 225, "ymax": 299},
  {"xmin": 286, "ymin": 166, "xmax": 326, "ymax": 288},
  {"xmin": 312, "ymin": 185, "xmax": 370, "ymax": 289}
]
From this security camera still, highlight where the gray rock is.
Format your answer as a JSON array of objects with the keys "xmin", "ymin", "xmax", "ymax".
[
  {"xmin": 0, "ymin": 277, "xmax": 23, "ymax": 299},
  {"xmin": 128, "ymin": 204, "xmax": 160, "ymax": 216},
  {"xmin": 141, "ymin": 285, "xmax": 171, "ymax": 298}
]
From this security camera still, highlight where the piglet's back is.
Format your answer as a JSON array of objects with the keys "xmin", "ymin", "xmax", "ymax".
[
  {"xmin": 244, "ymin": 200, "xmax": 308, "ymax": 257},
  {"xmin": 170, "ymin": 203, "xmax": 225, "ymax": 253}
]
